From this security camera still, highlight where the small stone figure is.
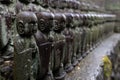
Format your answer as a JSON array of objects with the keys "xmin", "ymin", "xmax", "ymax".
[
  {"xmin": 50, "ymin": 13, "xmax": 66, "ymax": 80},
  {"xmin": 16, "ymin": 0, "xmax": 35, "ymax": 13},
  {"xmin": 85, "ymin": 14, "xmax": 92, "ymax": 54},
  {"xmin": 14, "ymin": 11, "xmax": 39, "ymax": 80},
  {"xmin": 0, "ymin": 0, "xmax": 15, "ymax": 51},
  {"xmin": 71, "ymin": 14, "xmax": 80, "ymax": 66},
  {"xmin": 0, "ymin": 0, "xmax": 15, "ymax": 79},
  {"xmin": 63, "ymin": 13, "xmax": 73, "ymax": 72},
  {"xmin": 75, "ymin": 14, "xmax": 83, "ymax": 62},
  {"xmin": 34, "ymin": 12, "xmax": 54, "ymax": 80},
  {"xmin": 0, "ymin": 0, "xmax": 16, "ymax": 40},
  {"xmin": 80, "ymin": 14, "xmax": 88, "ymax": 57}
]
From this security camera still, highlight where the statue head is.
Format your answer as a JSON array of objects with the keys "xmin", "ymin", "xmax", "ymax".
[
  {"xmin": 79, "ymin": 14, "xmax": 84, "ymax": 27},
  {"xmin": 57, "ymin": 0, "xmax": 68, "ymax": 9},
  {"xmin": 81, "ymin": 14, "xmax": 88, "ymax": 26},
  {"xmin": 72, "ymin": 14, "xmax": 80, "ymax": 28},
  {"xmin": 16, "ymin": 11, "xmax": 38, "ymax": 37},
  {"xmin": 68, "ymin": 0, "xmax": 80, "ymax": 9},
  {"xmin": 64, "ymin": 13, "xmax": 73, "ymax": 28},
  {"xmin": 53, "ymin": 13, "xmax": 66, "ymax": 33},
  {"xmin": 49, "ymin": 0, "xmax": 58, "ymax": 8},
  {"xmin": 36, "ymin": 12, "xmax": 54, "ymax": 33}
]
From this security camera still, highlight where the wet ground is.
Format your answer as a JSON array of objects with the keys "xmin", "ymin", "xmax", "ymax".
[{"xmin": 65, "ymin": 33, "xmax": 120, "ymax": 80}]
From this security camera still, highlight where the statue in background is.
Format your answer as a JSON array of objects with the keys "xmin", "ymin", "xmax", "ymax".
[
  {"xmin": 34, "ymin": 12, "xmax": 54, "ymax": 80},
  {"xmin": 50, "ymin": 13, "xmax": 66, "ymax": 80},
  {"xmin": 63, "ymin": 13, "xmax": 73, "ymax": 72}
]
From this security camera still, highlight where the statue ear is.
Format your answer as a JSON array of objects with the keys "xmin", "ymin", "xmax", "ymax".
[{"xmin": 17, "ymin": 20, "xmax": 25, "ymax": 35}]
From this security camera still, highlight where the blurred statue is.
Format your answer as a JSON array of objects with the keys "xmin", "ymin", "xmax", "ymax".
[
  {"xmin": 50, "ymin": 13, "xmax": 66, "ymax": 80},
  {"xmin": 14, "ymin": 11, "xmax": 39, "ymax": 80},
  {"xmin": 76, "ymin": 14, "xmax": 84, "ymax": 59},
  {"xmin": 71, "ymin": 14, "xmax": 80, "ymax": 66},
  {"xmin": 0, "ymin": 0, "xmax": 15, "ymax": 79},
  {"xmin": 34, "ymin": 12, "xmax": 54, "ymax": 80},
  {"xmin": 79, "ymin": 14, "xmax": 87, "ymax": 57},
  {"xmin": 63, "ymin": 13, "xmax": 73, "ymax": 72}
]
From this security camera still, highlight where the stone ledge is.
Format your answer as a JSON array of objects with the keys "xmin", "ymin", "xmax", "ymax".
[{"xmin": 65, "ymin": 33, "xmax": 120, "ymax": 80}]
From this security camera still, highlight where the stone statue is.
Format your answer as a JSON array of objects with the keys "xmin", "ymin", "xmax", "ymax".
[
  {"xmin": 63, "ymin": 13, "xmax": 73, "ymax": 72},
  {"xmin": 50, "ymin": 13, "xmax": 66, "ymax": 80},
  {"xmin": 75, "ymin": 13, "xmax": 83, "ymax": 61},
  {"xmin": 0, "ymin": 0, "xmax": 16, "ymax": 40},
  {"xmin": 14, "ymin": 11, "xmax": 39, "ymax": 80},
  {"xmin": 80, "ymin": 14, "xmax": 89, "ymax": 57},
  {"xmin": 89, "ymin": 14, "xmax": 94, "ymax": 51},
  {"xmin": 71, "ymin": 13, "xmax": 80, "ymax": 66},
  {"xmin": 34, "ymin": 12, "xmax": 54, "ymax": 80},
  {"xmin": 85, "ymin": 14, "xmax": 92, "ymax": 54},
  {"xmin": 0, "ymin": 0, "xmax": 15, "ymax": 52},
  {"xmin": 0, "ymin": 0, "xmax": 15, "ymax": 79},
  {"xmin": 16, "ymin": 0, "xmax": 35, "ymax": 13}
]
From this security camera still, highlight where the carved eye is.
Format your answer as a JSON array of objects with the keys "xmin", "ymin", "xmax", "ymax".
[
  {"xmin": 39, "ymin": 19, "xmax": 45, "ymax": 31},
  {"xmin": 17, "ymin": 22, "xmax": 24, "ymax": 35}
]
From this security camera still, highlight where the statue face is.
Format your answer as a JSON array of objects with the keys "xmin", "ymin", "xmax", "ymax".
[
  {"xmin": 39, "ymin": 18, "xmax": 53, "ymax": 33},
  {"xmin": 53, "ymin": 14, "xmax": 66, "ymax": 32},
  {"xmin": 53, "ymin": 20, "xmax": 59, "ymax": 31},
  {"xmin": 72, "ymin": 14, "xmax": 79, "ymax": 28},
  {"xmin": 36, "ymin": 12, "xmax": 54, "ymax": 33},
  {"xmin": 64, "ymin": 13, "xmax": 73, "ymax": 28},
  {"xmin": 16, "ymin": 12, "xmax": 38, "ymax": 37}
]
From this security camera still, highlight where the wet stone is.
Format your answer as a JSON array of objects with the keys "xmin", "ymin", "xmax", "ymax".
[{"xmin": 65, "ymin": 33, "xmax": 120, "ymax": 80}]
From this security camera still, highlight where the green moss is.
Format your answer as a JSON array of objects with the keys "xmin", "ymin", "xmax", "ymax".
[{"xmin": 102, "ymin": 56, "xmax": 112, "ymax": 78}]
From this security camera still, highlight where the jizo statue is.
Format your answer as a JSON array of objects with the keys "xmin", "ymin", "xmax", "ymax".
[
  {"xmin": 14, "ymin": 11, "xmax": 39, "ymax": 80},
  {"xmin": 0, "ymin": 14, "xmax": 13, "ymax": 80},
  {"xmin": 90, "ymin": 14, "xmax": 97, "ymax": 49},
  {"xmin": 0, "ymin": 0, "xmax": 15, "ymax": 79},
  {"xmin": 80, "ymin": 14, "xmax": 86, "ymax": 57},
  {"xmin": 0, "ymin": 0, "xmax": 16, "ymax": 46},
  {"xmin": 0, "ymin": 0, "xmax": 15, "ymax": 51},
  {"xmin": 75, "ymin": 14, "xmax": 83, "ymax": 62},
  {"xmin": 63, "ymin": 13, "xmax": 74, "ymax": 72},
  {"xmin": 50, "ymin": 13, "xmax": 66, "ymax": 80},
  {"xmin": 88, "ymin": 14, "xmax": 94, "ymax": 51},
  {"xmin": 16, "ymin": 0, "xmax": 34, "ymax": 13},
  {"xmin": 83, "ymin": 14, "xmax": 90, "ymax": 57},
  {"xmin": 34, "ymin": 12, "xmax": 54, "ymax": 80},
  {"xmin": 71, "ymin": 14, "xmax": 80, "ymax": 66},
  {"xmin": 85, "ymin": 14, "xmax": 92, "ymax": 54}
]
